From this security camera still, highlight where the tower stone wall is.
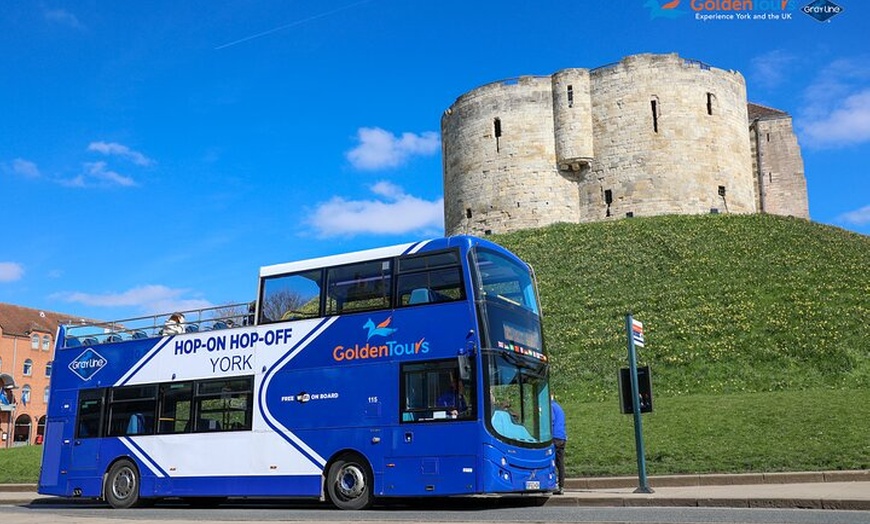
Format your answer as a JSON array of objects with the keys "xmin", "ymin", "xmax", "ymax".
[
  {"xmin": 442, "ymin": 53, "xmax": 810, "ymax": 236},
  {"xmin": 749, "ymin": 105, "xmax": 810, "ymax": 219}
]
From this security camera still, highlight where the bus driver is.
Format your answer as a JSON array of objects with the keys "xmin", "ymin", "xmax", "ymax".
[{"xmin": 436, "ymin": 371, "xmax": 467, "ymax": 418}]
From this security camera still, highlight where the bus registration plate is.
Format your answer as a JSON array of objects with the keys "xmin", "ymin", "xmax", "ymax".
[{"xmin": 525, "ymin": 480, "xmax": 540, "ymax": 490}]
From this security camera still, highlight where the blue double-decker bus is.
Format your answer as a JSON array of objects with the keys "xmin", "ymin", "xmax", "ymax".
[{"xmin": 39, "ymin": 235, "xmax": 555, "ymax": 509}]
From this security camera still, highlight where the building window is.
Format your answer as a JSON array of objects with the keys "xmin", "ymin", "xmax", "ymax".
[
  {"xmin": 44, "ymin": 388, "xmax": 50, "ymax": 405},
  {"xmin": 650, "ymin": 98, "xmax": 659, "ymax": 133},
  {"xmin": 23, "ymin": 359, "xmax": 33, "ymax": 376},
  {"xmin": 31, "ymin": 335, "xmax": 39, "ymax": 349},
  {"xmin": 0, "ymin": 357, "xmax": 3, "ymax": 372},
  {"xmin": 493, "ymin": 117, "xmax": 502, "ymax": 153},
  {"xmin": 706, "ymin": 92, "xmax": 716, "ymax": 115},
  {"xmin": 21, "ymin": 385, "xmax": 31, "ymax": 406},
  {"xmin": 42, "ymin": 335, "xmax": 51, "ymax": 351},
  {"xmin": 45, "ymin": 361, "xmax": 52, "ymax": 378},
  {"xmin": 567, "ymin": 85, "xmax": 574, "ymax": 108}
]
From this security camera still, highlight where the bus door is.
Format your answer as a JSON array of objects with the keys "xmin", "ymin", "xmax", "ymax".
[
  {"xmin": 39, "ymin": 389, "xmax": 88, "ymax": 494},
  {"xmin": 68, "ymin": 389, "xmax": 105, "ymax": 485},
  {"xmin": 39, "ymin": 415, "xmax": 69, "ymax": 491}
]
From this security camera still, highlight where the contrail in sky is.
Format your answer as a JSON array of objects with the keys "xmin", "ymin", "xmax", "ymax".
[{"xmin": 215, "ymin": 0, "xmax": 374, "ymax": 50}]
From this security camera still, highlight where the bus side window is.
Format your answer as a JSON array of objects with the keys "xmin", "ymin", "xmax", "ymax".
[
  {"xmin": 326, "ymin": 260, "xmax": 392, "ymax": 315},
  {"xmin": 158, "ymin": 382, "xmax": 193, "ymax": 434},
  {"xmin": 107, "ymin": 385, "xmax": 157, "ymax": 437},
  {"xmin": 397, "ymin": 250, "xmax": 464, "ymax": 307},
  {"xmin": 400, "ymin": 360, "xmax": 475, "ymax": 423},
  {"xmin": 260, "ymin": 270, "xmax": 322, "ymax": 324},
  {"xmin": 76, "ymin": 389, "xmax": 106, "ymax": 439},
  {"xmin": 193, "ymin": 377, "xmax": 253, "ymax": 432}
]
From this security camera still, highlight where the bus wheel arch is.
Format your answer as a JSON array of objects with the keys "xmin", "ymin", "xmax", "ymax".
[
  {"xmin": 324, "ymin": 451, "xmax": 374, "ymax": 510},
  {"xmin": 103, "ymin": 458, "xmax": 141, "ymax": 509}
]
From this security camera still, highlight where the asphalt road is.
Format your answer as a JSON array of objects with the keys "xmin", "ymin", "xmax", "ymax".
[{"xmin": 2, "ymin": 500, "xmax": 869, "ymax": 524}]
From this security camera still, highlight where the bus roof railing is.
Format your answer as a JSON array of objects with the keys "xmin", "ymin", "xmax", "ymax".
[{"xmin": 61, "ymin": 302, "xmax": 252, "ymax": 348}]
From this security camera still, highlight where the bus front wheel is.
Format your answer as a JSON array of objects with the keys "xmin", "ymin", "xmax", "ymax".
[
  {"xmin": 326, "ymin": 455, "xmax": 373, "ymax": 510},
  {"xmin": 104, "ymin": 459, "xmax": 140, "ymax": 509}
]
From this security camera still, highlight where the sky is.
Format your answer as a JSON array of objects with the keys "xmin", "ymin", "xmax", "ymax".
[{"xmin": 1, "ymin": 0, "xmax": 868, "ymax": 322}]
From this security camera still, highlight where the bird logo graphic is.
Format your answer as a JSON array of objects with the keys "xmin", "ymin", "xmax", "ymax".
[
  {"xmin": 644, "ymin": 0, "xmax": 687, "ymax": 18},
  {"xmin": 363, "ymin": 316, "xmax": 397, "ymax": 341}
]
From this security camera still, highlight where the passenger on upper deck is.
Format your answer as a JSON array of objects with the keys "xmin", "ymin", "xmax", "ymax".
[{"xmin": 162, "ymin": 312, "xmax": 185, "ymax": 335}]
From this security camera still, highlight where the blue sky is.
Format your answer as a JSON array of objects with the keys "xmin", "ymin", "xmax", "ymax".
[{"xmin": 1, "ymin": 0, "xmax": 867, "ymax": 321}]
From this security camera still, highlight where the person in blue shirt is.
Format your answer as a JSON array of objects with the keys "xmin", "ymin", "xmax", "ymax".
[{"xmin": 551, "ymin": 396, "xmax": 567, "ymax": 494}]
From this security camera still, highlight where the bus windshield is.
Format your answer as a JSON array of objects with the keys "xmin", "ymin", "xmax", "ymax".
[
  {"xmin": 485, "ymin": 351, "xmax": 551, "ymax": 445},
  {"xmin": 473, "ymin": 247, "xmax": 550, "ymax": 446},
  {"xmin": 474, "ymin": 249, "xmax": 539, "ymax": 316}
]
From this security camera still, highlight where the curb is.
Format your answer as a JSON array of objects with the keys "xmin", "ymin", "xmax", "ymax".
[
  {"xmin": 543, "ymin": 495, "xmax": 870, "ymax": 511},
  {"xmin": 565, "ymin": 470, "xmax": 870, "ymax": 490}
]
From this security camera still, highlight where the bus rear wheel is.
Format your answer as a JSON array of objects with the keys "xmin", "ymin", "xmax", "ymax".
[
  {"xmin": 326, "ymin": 455, "xmax": 373, "ymax": 510},
  {"xmin": 104, "ymin": 459, "xmax": 140, "ymax": 509}
]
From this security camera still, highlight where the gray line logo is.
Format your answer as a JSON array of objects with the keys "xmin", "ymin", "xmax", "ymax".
[
  {"xmin": 68, "ymin": 348, "xmax": 108, "ymax": 381},
  {"xmin": 802, "ymin": 0, "xmax": 844, "ymax": 22}
]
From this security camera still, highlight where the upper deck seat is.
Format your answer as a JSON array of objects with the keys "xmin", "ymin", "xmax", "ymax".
[{"xmin": 408, "ymin": 288, "xmax": 433, "ymax": 305}]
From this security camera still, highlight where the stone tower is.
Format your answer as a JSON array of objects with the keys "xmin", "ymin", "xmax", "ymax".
[
  {"xmin": 442, "ymin": 53, "xmax": 810, "ymax": 236},
  {"xmin": 748, "ymin": 103, "xmax": 810, "ymax": 218}
]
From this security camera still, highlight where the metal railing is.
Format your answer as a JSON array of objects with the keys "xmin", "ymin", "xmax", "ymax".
[{"xmin": 61, "ymin": 302, "xmax": 253, "ymax": 348}]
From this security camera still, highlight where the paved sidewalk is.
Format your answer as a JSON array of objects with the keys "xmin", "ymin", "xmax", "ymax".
[
  {"xmin": 2, "ymin": 471, "xmax": 868, "ymax": 510},
  {"xmin": 552, "ymin": 470, "xmax": 870, "ymax": 510}
]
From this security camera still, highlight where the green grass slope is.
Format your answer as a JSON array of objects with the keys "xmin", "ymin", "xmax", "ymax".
[{"xmin": 495, "ymin": 214, "xmax": 870, "ymax": 475}]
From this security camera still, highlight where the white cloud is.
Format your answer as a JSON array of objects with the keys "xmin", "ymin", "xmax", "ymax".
[
  {"xmin": 43, "ymin": 8, "xmax": 84, "ymax": 29},
  {"xmin": 310, "ymin": 182, "xmax": 444, "ymax": 237},
  {"xmin": 88, "ymin": 141, "xmax": 154, "ymax": 166},
  {"xmin": 10, "ymin": 158, "xmax": 41, "ymax": 178},
  {"xmin": 750, "ymin": 50, "xmax": 797, "ymax": 90},
  {"xmin": 798, "ymin": 58, "xmax": 870, "ymax": 149},
  {"xmin": 838, "ymin": 205, "xmax": 870, "ymax": 226},
  {"xmin": 346, "ymin": 127, "xmax": 440, "ymax": 170},
  {"xmin": 60, "ymin": 161, "xmax": 136, "ymax": 188},
  {"xmin": 52, "ymin": 285, "xmax": 212, "ymax": 315},
  {"xmin": 0, "ymin": 262, "xmax": 24, "ymax": 283},
  {"xmin": 370, "ymin": 180, "xmax": 404, "ymax": 199},
  {"xmin": 800, "ymin": 89, "xmax": 870, "ymax": 148}
]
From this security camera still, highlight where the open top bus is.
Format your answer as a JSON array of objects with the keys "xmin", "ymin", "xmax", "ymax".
[{"xmin": 39, "ymin": 235, "xmax": 556, "ymax": 509}]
